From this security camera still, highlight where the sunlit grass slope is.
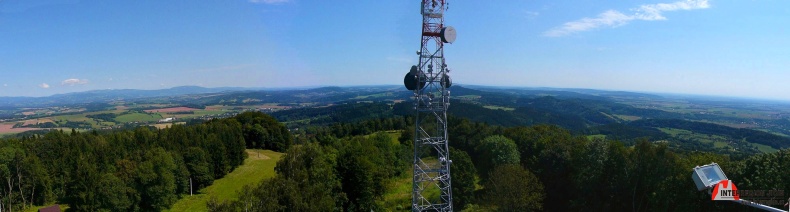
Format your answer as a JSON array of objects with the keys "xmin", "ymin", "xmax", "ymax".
[{"xmin": 167, "ymin": 149, "xmax": 282, "ymax": 211}]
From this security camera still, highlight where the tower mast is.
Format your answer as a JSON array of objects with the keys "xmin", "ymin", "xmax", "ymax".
[{"xmin": 404, "ymin": 0, "xmax": 456, "ymax": 211}]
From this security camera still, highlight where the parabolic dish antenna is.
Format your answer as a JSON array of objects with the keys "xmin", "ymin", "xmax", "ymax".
[
  {"xmin": 441, "ymin": 26, "xmax": 456, "ymax": 43},
  {"xmin": 404, "ymin": 72, "xmax": 427, "ymax": 91},
  {"xmin": 441, "ymin": 74, "xmax": 452, "ymax": 88}
]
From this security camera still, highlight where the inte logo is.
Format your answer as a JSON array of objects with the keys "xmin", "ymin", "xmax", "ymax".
[{"xmin": 712, "ymin": 180, "xmax": 740, "ymax": 201}]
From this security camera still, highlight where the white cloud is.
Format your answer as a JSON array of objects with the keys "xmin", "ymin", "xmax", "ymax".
[
  {"xmin": 39, "ymin": 83, "xmax": 50, "ymax": 89},
  {"xmin": 524, "ymin": 10, "xmax": 540, "ymax": 19},
  {"xmin": 61, "ymin": 78, "xmax": 89, "ymax": 86},
  {"xmin": 544, "ymin": 0, "xmax": 709, "ymax": 37},
  {"xmin": 249, "ymin": 0, "xmax": 290, "ymax": 4},
  {"xmin": 634, "ymin": 0, "xmax": 709, "ymax": 20},
  {"xmin": 544, "ymin": 10, "xmax": 633, "ymax": 37}
]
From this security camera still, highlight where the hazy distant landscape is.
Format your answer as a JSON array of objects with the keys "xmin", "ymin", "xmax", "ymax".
[
  {"xmin": 4, "ymin": 0, "xmax": 790, "ymax": 211},
  {"xmin": 4, "ymin": 85, "xmax": 790, "ymax": 158},
  {"xmin": 2, "ymin": 85, "xmax": 790, "ymax": 211}
]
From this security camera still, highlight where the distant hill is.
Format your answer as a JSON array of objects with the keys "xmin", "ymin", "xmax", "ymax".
[
  {"xmin": 2, "ymin": 84, "xmax": 788, "ymax": 156},
  {"xmin": 0, "ymin": 85, "xmax": 415, "ymax": 109},
  {"xmin": 0, "ymin": 86, "xmax": 253, "ymax": 108}
]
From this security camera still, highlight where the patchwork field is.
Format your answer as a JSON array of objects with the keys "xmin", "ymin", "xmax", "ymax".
[
  {"xmin": 483, "ymin": 105, "xmax": 515, "ymax": 111},
  {"xmin": 144, "ymin": 107, "xmax": 198, "ymax": 113},
  {"xmin": 51, "ymin": 114, "xmax": 91, "ymax": 123},
  {"xmin": 0, "ymin": 123, "xmax": 38, "ymax": 135},
  {"xmin": 0, "ymin": 103, "xmax": 271, "ymax": 137},
  {"xmin": 657, "ymin": 127, "xmax": 778, "ymax": 153},
  {"xmin": 115, "ymin": 113, "xmax": 163, "ymax": 123},
  {"xmin": 22, "ymin": 118, "xmax": 54, "ymax": 126}
]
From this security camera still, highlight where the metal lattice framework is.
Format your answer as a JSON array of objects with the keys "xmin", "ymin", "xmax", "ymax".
[{"xmin": 410, "ymin": 0, "xmax": 453, "ymax": 211}]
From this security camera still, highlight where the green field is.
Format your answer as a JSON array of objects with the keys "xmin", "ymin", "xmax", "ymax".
[
  {"xmin": 354, "ymin": 92, "xmax": 393, "ymax": 100},
  {"xmin": 115, "ymin": 112, "xmax": 163, "ymax": 123},
  {"xmin": 51, "ymin": 114, "xmax": 92, "ymax": 123},
  {"xmin": 364, "ymin": 130, "xmax": 402, "ymax": 144},
  {"xmin": 586, "ymin": 134, "xmax": 606, "ymax": 140},
  {"xmin": 658, "ymin": 127, "xmax": 779, "ymax": 153},
  {"xmin": 381, "ymin": 157, "xmax": 443, "ymax": 211},
  {"xmin": 658, "ymin": 127, "xmax": 735, "ymax": 149},
  {"xmin": 382, "ymin": 172, "xmax": 413, "ymax": 210},
  {"xmin": 658, "ymin": 127, "xmax": 693, "ymax": 137},
  {"xmin": 483, "ymin": 105, "xmax": 515, "ymax": 111},
  {"xmin": 613, "ymin": 114, "xmax": 641, "ymax": 121},
  {"xmin": 368, "ymin": 131, "xmax": 410, "ymax": 209},
  {"xmin": 753, "ymin": 143, "xmax": 779, "ymax": 153},
  {"xmin": 2, "ymin": 103, "xmax": 284, "ymax": 137},
  {"xmin": 167, "ymin": 149, "xmax": 282, "ymax": 212}
]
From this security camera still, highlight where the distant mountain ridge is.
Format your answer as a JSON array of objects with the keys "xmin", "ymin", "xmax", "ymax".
[
  {"xmin": 0, "ymin": 86, "xmax": 253, "ymax": 107},
  {"xmin": 0, "ymin": 85, "xmax": 407, "ymax": 109},
  {"xmin": 2, "ymin": 84, "xmax": 789, "ymax": 156}
]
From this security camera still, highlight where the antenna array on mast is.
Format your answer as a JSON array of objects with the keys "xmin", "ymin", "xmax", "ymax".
[{"xmin": 403, "ymin": 0, "xmax": 456, "ymax": 211}]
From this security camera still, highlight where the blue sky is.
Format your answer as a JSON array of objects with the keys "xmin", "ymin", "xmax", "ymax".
[{"xmin": 1, "ymin": 0, "xmax": 789, "ymax": 100}]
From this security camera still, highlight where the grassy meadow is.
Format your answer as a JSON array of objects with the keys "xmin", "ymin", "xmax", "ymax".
[{"xmin": 167, "ymin": 149, "xmax": 282, "ymax": 212}]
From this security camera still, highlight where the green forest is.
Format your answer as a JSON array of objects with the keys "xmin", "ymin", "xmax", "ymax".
[
  {"xmin": 1, "ymin": 110, "xmax": 789, "ymax": 211},
  {"xmin": 0, "ymin": 112, "xmax": 289, "ymax": 211}
]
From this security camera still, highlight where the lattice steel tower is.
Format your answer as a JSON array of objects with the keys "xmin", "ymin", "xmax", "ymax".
[{"xmin": 403, "ymin": 0, "xmax": 456, "ymax": 211}]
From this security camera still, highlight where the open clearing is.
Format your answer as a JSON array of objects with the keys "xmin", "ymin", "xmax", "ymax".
[
  {"xmin": 587, "ymin": 134, "xmax": 607, "ymax": 140},
  {"xmin": 383, "ymin": 158, "xmax": 442, "ymax": 210},
  {"xmin": 613, "ymin": 114, "xmax": 641, "ymax": 121},
  {"xmin": 381, "ymin": 172, "xmax": 412, "ymax": 210},
  {"xmin": 150, "ymin": 122, "xmax": 186, "ymax": 129},
  {"xmin": 167, "ymin": 149, "xmax": 282, "ymax": 212},
  {"xmin": 483, "ymin": 105, "xmax": 515, "ymax": 111},
  {"xmin": 23, "ymin": 204, "xmax": 69, "ymax": 212}
]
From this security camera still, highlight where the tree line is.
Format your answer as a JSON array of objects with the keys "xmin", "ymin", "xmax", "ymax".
[
  {"xmin": 3, "ymin": 109, "xmax": 788, "ymax": 211},
  {"xmin": 229, "ymin": 113, "xmax": 790, "ymax": 211},
  {"xmin": 208, "ymin": 132, "xmax": 411, "ymax": 211},
  {"xmin": 443, "ymin": 120, "xmax": 790, "ymax": 211},
  {"xmin": 0, "ymin": 111, "xmax": 289, "ymax": 211}
]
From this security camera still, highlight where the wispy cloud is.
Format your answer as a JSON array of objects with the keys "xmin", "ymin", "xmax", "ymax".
[
  {"xmin": 633, "ymin": 0, "xmax": 710, "ymax": 20},
  {"xmin": 39, "ymin": 83, "xmax": 50, "ymax": 89},
  {"xmin": 544, "ymin": 0, "xmax": 709, "ymax": 37},
  {"xmin": 62, "ymin": 78, "xmax": 89, "ymax": 86},
  {"xmin": 249, "ymin": 0, "xmax": 290, "ymax": 4},
  {"xmin": 545, "ymin": 10, "xmax": 633, "ymax": 37},
  {"xmin": 524, "ymin": 10, "xmax": 540, "ymax": 19}
]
